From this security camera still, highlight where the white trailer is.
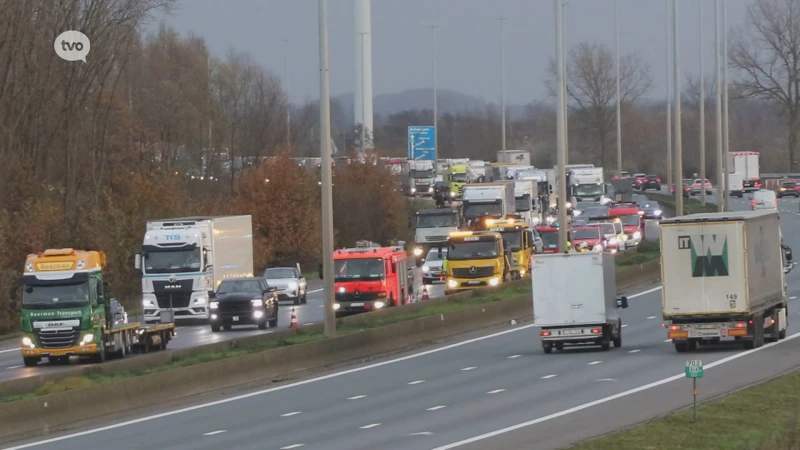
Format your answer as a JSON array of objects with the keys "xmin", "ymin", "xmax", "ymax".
[
  {"xmin": 727, "ymin": 172, "xmax": 744, "ymax": 198},
  {"xmin": 532, "ymin": 252, "xmax": 628, "ymax": 353},
  {"xmin": 497, "ymin": 150, "xmax": 531, "ymax": 165},
  {"xmin": 660, "ymin": 211, "xmax": 791, "ymax": 352},
  {"xmin": 461, "ymin": 182, "xmax": 515, "ymax": 222},
  {"xmin": 137, "ymin": 216, "xmax": 254, "ymax": 323},
  {"xmin": 727, "ymin": 152, "xmax": 761, "ymax": 191}
]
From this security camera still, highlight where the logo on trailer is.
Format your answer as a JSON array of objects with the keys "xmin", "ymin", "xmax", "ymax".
[{"xmin": 678, "ymin": 234, "xmax": 729, "ymax": 277}]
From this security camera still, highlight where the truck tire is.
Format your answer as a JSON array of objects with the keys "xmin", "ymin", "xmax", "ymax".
[
  {"xmin": 613, "ymin": 319, "xmax": 622, "ymax": 348},
  {"xmin": 23, "ymin": 357, "xmax": 39, "ymax": 367},
  {"xmin": 600, "ymin": 332, "xmax": 611, "ymax": 351},
  {"xmin": 294, "ymin": 296, "xmax": 301, "ymax": 305},
  {"xmin": 223, "ymin": 325, "xmax": 233, "ymax": 331},
  {"xmin": 543, "ymin": 344, "xmax": 553, "ymax": 354},
  {"xmin": 302, "ymin": 293, "xmax": 308, "ymax": 304},
  {"xmin": 674, "ymin": 342, "xmax": 689, "ymax": 352},
  {"xmin": 258, "ymin": 319, "xmax": 268, "ymax": 330},
  {"xmin": 555, "ymin": 342, "xmax": 564, "ymax": 352},
  {"xmin": 780, "ymin": 305, "xmax": 788, "ymax": 339},
  {"xmin": 211, "ymin": 324, "xmax": 220, "ymax": 332}
]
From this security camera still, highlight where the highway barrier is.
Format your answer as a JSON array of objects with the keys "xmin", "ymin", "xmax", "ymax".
[{"xmin": 0, "ymin": 260, "xmax": 661, "ymax": 442}]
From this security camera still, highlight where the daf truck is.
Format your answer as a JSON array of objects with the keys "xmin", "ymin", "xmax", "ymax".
[
  {"xmin": 532, "ymin": 251, "xmax": 628, "ymax": 353},
  {"xmin": 461, "ymin": 181, "xmax": 516, "ymax": 223},
  {"xmin": 661, "ymin": 211, "xmax": 791, "ymax": 352},
  {"xmin": 727, "ymin": 152, "xmax": 761, "ymax": 192},
  {"xmin": 407, "ymin": 159, "xmax": 436, "ymax": 196},
  {"xmin": 135, "ymin": 215, "xmax": 254, "ymax": 323},
  {"xmin": 13, "ymin": 249, "xmax": 174, "ymax": 366}
]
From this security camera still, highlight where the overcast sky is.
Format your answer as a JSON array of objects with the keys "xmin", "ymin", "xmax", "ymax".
[{"xmin": 154, "ymin": 0, "xmax": 750, "ymax": 105}]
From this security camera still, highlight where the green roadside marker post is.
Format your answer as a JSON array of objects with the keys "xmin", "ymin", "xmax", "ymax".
[{"xmin": 685, "ymin": 359, "xmax": 703, "ymax": 422}]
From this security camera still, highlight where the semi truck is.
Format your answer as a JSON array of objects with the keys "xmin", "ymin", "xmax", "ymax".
[
  {"xmin": 461, "ymin": 181, "xmax": 516, "ymax": 223},
  {"xmin": 497, "ymin": 150, "xmax": 531, "ymax": 165},
  {"xmin": 412, "ymin": 208, "xmax": 461, "ymax": 259},
  {"xmin": 532, "ymin": 251, "xmax": 628, "ymax": 353},
  {"xmin": 406, "ymin": 159, "xmax": 436, "ymax": 196},
  {"xmin": 661, "ymin": 210, "xmax": 791, "ymax": 352},
  {"xmin": 135, "ymin": 215, "xmax": 254, "ymax": 323},
  {"xmin": 447, "ymin": 163, "xmax": 469, "ymax": 197},
  {"xmin": 13, "ymin": 248, "xmax": 175, "ymax": 366},
  {"xmin": 727, "ymin": 152, "xmax": 761, "ymax": 192},
  {"xmin": 570, "ymin": 167, "xmax": 606, "ymax": 202},
  {"xmin": 513, "ymin": 179, "xmax": 537, "ymax": 224},
  {"xmin": 444, "ymin": 231, "xmax": 512, "ymax": 294}
]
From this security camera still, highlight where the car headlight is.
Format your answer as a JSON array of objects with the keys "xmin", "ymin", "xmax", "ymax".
[
  {"xmin": 565, "ymin": 202, "xmax": 572, "ymax": 209},
  {"xmin": 338, "ymin": 286, "xmax": 346, "ymax": 293},
  {"xmin": 143, "ymin": 299, "xmax": 154, "ymax": 307},
  {"xmin": 413, "ymin": 247, "xmax": 423, "ymax": 256},
  {"xmin": 288, "ymin": 282, "xmax": 298, "ymax": 290},
  {"xmin": 333, "ymin": 303, "xmax": 341, "ymax": 310},
  {"xmin": 654, "ymin": 209, "xmax": 662, "ymax": 216},
  {"xmin": 447, "ymin": 279, "xmax": 458, "ymax": 288},
  {"xmin": 210, "ymin": 301, "xmax": 219, "ymax": 310},
  {"xmin": 593, "ymin": 244, "xmax": 603, "ymax": 251},
  {"xmin": 572, "ymin": 210, "xmax": 582, "ymax": 217},
  {"xmin": 633, "ymin": 231, "xmax": 642, "ymax": 239},
  {"xmin": 21, "ymin": 337, "xmax": 33, "ymax": 347},
  {"xmin": 81, "ymin": 334, "xmax": 94, "ymax": 345},
  {"xmin": 422, "ymin": 266, "xmax": 430, "ymax": 272},
  {"xmin": 374, "ymin": 301, "xmax": 386, "ymax": 309},
  {"xmin": 450, "ymin": 191, "xmax": 455, "ymax": 197},
  {"xmin": 489, "ymin": 277, "xmax": 500, "ymax": 286},
  {"xmin": 251, "ymin": 299, "xmax": 263, "ymax": 307}
]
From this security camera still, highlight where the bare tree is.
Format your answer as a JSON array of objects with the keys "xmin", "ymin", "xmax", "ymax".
[
  {"xmin": 730, "ymin": 0, "xmax": 800, "ymax": 170},
  {"xmin": 545, "ymin": 42, "xmax": 653, "ymax": 167}
]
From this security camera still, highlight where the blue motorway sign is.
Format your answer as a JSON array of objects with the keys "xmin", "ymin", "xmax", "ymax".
[{"xmin": 407, "ymin": 126, "xmax": 436, "ymax": 160}]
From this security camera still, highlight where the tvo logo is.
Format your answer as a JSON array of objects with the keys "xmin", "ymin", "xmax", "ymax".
[{"xmin": 54, "ymin": 31, "xmax": 91, "ymax": 63}]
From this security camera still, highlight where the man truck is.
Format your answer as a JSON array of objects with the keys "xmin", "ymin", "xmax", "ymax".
[
  {"xmin": 661, "ymin": 210, "xmax": 791, "ymax": 352},
  {"xmin": 532, "ymin": 251, "xmax": 628, "ymax": 353},
  {"xmin": 136, "ymin": 216, "xmax": 254, "ymax": 323},
  {"xmin": 412, "ymin": 208, "xmax": 461, "ymax": 260},
  {"xmin": 13, "ymin": 248, "xmax": 174, "ymax": 366}
]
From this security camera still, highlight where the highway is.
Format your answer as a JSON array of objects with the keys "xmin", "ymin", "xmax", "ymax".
[{"xmin": 6, "ymin": 195, "xmax": 800, "ymax": 449}]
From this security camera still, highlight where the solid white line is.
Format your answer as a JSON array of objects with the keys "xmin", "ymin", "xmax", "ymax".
[
  {"xmin": 487, "ymin": 389, "xmax": 506, "ymax": 394},
  {"xmin": 307, "ymin": 289, "xmax": 323, "ymax": 293},
  {"xmin": 621, "ymin": 324, "xmax": 629, "ymax": 328},
  {"xmin": 628, "ymin": 350, "xmax": 641, "ymax": 353},
  {"xmin": 302, "ymin": 323, "xmax": 314, "ymax": 326},
  {"xmin": 587, "ymin": 361, "xmax": 602, "ymax": 365},
  {"xmin": 360, "ymin": 423, "xmax": 382, "ymax": 429},
  {"xmin": 541, "ymin": 374, "xmax": 557, "ymax": 379},
  {"xmin": 430, "ymin": 331, "xmax": 800, "ymax": 450},
  {"xmin": 5, "ymin": 365, "xmax": 23, "ymax": 370},
  {"xmin": 348, "ymin": 395, "xmax": 366, "ymax": 400},
  {"xmin": 281, "ymin": 445, "xmax": 305, "ymax": 449},
  {"xmin": 281, "ymin": 411, "xmax": 302, "ymax": 417},
  {"xmin": 663, "ymin": 339, "xmax": 671, "ymax": 343},
  {"xmin": 791, "ymin": 296, "xmax": 797, "ymax": 300},
  {"xmin": 0, "ymin": 348, "xmax": 18, "ymax": 354},
  {"xmin": 507, "ymin": 355, "xmax": 521, "ymax": 359},
  {"xmin": 203, "ymin": 430, "xmax": 226, "ymax": 436},
  {"xmin": 408, "ymin": 380, "xmax": 425, "ymax": 385},
  {"xmin": 6, "ymin": 284, "xmax": 667, "ymax": 449},
  {"xmin": 427, "ymin": 405, "xmax": 447, "ymax": 411},
  {"xmin": 461, "ymin": 367, "xmax": 477, "ymax": 371}
]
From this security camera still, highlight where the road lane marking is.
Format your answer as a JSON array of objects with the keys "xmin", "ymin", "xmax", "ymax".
[
  {"xmin": 628, "ymin": 349, "xmax": 641, "ymax": 353},
  {"xmin": 664, "ymin": 339, "xmax": 671, "ymax": 343},
  {"xmin": 427, "ymin": 405, "xmax": 447, "ymax": 411},
  {"xmin": 6, "ymin": 365, "xmax": 23, "ymax": 370},
  {"xmin": 307, "ymin": 289, "xmax": 323, "ymax": 293},
  {"xmin": 281, "ymin": 411, "xmax": 302, "ymax": 417},
  {"xmin": 621, "ymin": 324, "xmax": 629, "ymax": 328},
  {"xmin": 507, "ymin": 354, "xmax": 521, "ymax": 359},
  {"xmin": 303, "ymin": 323, "xmax": 314, "ymax": 326},
  {"xmin": 429, "ymin": 332, "xmax": 800, "ymax": 450},
  {"xmin": 646, "ymin": 316, "xmax": 657, "ymax": 319},
  {"xmin": 587, "ymin": 361, "xmax": 602, "ymax": 365},
  {"xmin": 461, "ymin": 367, "xmax": 477, "ymax": 371},
  {"xmin": 792, "ymin": 296, "xmax": 797, "ymax": 300},
  {"xmin": 360, "ymin": 423, "xmax": 382, "ymax": 429},
  {"xmin": 348, "ymin": 395, "xmax": 366, "ymax": 400},
  {"xmin": 410, "ymin": 432, "xmax": 434, "ymax": 436},
  {"xmin": 541, "ymin": 374, "xmax": 557, "ymax": 379},
  {"xmin": 487, "ymin": 389, "xmax": 506, "ymax": 394},
  {"xmin": 5, "ymin": 284, "xmax": 667, "ymax": 449},
  {"xmin": 281, "ymin": 445, "xmax": 305, "ymax": 449},
  {"xmin": 203, "ymin": 430, "xmax": 226, "ymax": 436},
  {"xmin": 0, "ymin": 348, "xmax": 19, "ymax": 354},
  {"xmin": 408, "ymin": 380, "xmax": 425, "ymax": 385}
]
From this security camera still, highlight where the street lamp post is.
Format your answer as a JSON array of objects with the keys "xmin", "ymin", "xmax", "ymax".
[
  {"xmin": 722, "ymin": 0, "xmax": 730, "ymax": 212},
  {"xmin": 318, "ymin": 0, "xmax": 335, "ymax": 337},
  {"xmin": 282, "ymin": 38, "xmax": 290, "ymax": 148},
  {"xmin": 699, "ymin": 1, "xmax": 706, "ymax": 206},
  {"xmin": 615, "ymin": 0, "xmax": 622, "ymax": 175},
  {"xmin": 715, "ymin": 0, "xmax": 724, "ymax": 213},
  {"xmin": 562, "ymin": 3, "xmax": 569, "ymax": 165},
  {"xmin": 424, "ymin": 23, "xmax": 439, "ymax": 163},
  {"xmin": 357, "ymin": 32, "xmax": 368, "ymax": 155},
  {"xmin": 555, "ymin": 0, "xmax": 568, "ymax": 251},
  {"xmin": 496, "ymin": 17, "xmax": 507, "ymax": 151},
  {"xmin": 665, "ymin": 0, "xmax": 673, "ymax": 188},
  {"xmin": 673, "ymin": 0, "xmax": 684, "ymax": 216}
]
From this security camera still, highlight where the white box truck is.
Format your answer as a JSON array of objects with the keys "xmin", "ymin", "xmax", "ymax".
[
  {"xmin": 497, "ymin": 150, "xmax": 531, "ymax": 165},
  {"xmin": 532, "ymin": 252, "xmax": 628, "ymax": 353},
  {"xmin": 727, "ymin": 152, "xmax": 761, "ymax": 192},
  {"xmin": 461, "ymin": 182, "xmax": 516, "ymax": 222},
  {"xmin": 727, "ymin": 172, "xmax": 744, "ymax": 198},
  {"xmin": 661, "ymin": 210, "xmax": 792, "ymax": 352},
  {"xmin": 136, "ymin": 216, "xmax": 254, "ymax": 323},
  {"xmin": 570, "ymin": 167, "xmax": 606, "ymax": 202}
]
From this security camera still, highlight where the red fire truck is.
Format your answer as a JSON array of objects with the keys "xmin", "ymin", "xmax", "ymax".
[
  {"xmin": 535, "ymin": 225, "xmax": 562, "ymax": 253},
  {"xmin": 328, "ymin": 245, "xmax": 410, "ymax": 317},
  {"xmin": 608, "ymin": 202, "xmax": 644, "ymax": 246}
]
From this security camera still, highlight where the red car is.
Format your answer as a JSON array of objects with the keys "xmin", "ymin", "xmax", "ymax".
[
  {"xmin": 609, "ymin": 203, "xmax": 643, "ymax": 246},
  {"xmin": 535, "ymin": 225, "xmax": 561, "ymax": 253},
  {"xmin": 570, "ymin": 225, "xmax": 605, "ymax": 251}
]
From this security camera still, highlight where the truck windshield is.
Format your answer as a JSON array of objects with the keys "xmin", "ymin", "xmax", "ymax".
[
  {"xmin": 463, "ymin": 202, "xmax": 503, "ymax": 219},
  {"xmin": 218, "ymin": 280, "xmax": 261, "ymax": 293},
  {"xmin": 515, "ymin": 195, "xmax": 531, "ymax": 212},
  {"xmin": 539, "ymin": 231, "xmax": 559, "ymax": 249},
  {"xmin": 448, "ymin": 241, "xmax": 499, "ymax": 260},
  {"xmin": 334, "ymin": 258, "xmax": 385, "ymax": 281},
  {"xmin": 573, "ymin": 183, "xmax": 604, "ymax": 197},
  {"xmin": 411, "ymin": 170, "xmax": 434, "ymax": 178},
  {"xmin": 23, "ymin": 281, "xmax": 90, "ymax": 307},
  {"xmin": 571, "ymin": 228, "xmax": 601, "ymax": 240},
  {"xmin": 143, "ymin": 248, "xmax": 202, "ymax": 274},
  {"xmin": 416, "ymin": 214, "xmax": 459, "ymax": 228},
  {"xmin": 450, "ymin": 173, "xmax": 468, "ymax": 182},
  {"xmin": 595, "ymin": 223, "xmax": 616, "ymax": 235},
  {"xmin": 500, "ymin": 231, "xmax": 523, "ymax": 251},
  {"xmin": 618, "ymin": 214, "xmax": 640, "ymax": 227}
]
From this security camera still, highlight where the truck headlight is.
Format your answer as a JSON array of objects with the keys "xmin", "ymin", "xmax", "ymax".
[
  {"xmin": 333, "ymin": 303, "xmax": 341, "ymax": 310},
  {"xmin": 450, "ymin": 191, "xmax": 455, "ymax": 197},
  {"xmin": 422, "ymin": 266, "xmax": 430, "ymax": 272},
  {"xmin": 288, "ymin": 282, "xmax": 298, "ymax": 290},
  {"xmin": 447, "ymin": 279, "xmax": 458, "ymax": 288},
  {"xmin": 565, "ymin": 202, "xmax": 572, "ymax": 209},
  {"xmin": 572, "ymin": 210, "xmax": 582, "ymax": 217},
  {"xmin": 489, "ymin": 277, "xmax": 500, "ymax": 286},
  {"xmin": 633, "ymin": 231, "xmax": 642, "ymax": 239},
  {"xmin": 429, "ymin": 186, "xmax": 434, "ymax": 193},
  {"xmin": 411, "ymin": 187, "xmax": 417, "ymax": 193},
  {"xmin": 143, "ymin": 299, "xmax": 154, "ymax": 307},
  {"xmin": 80, "ymin": 334, "xmax": 94, "ymax": 345},
  {"xmin": 210, "ymin": 301, "xmax": 219, "ymax": 310},
  {"xmin": 251, "ymin": 299, "xmax": 263, "ymax": 307},
  {"xmin": 413, "ymin": 248, "xmax": 423, "ymax": 256},
  {"xmin": 374, "ymin": 301, "xmax": 386, "ymax": 309},
  {"xmin": 193, "ymin": 297, "xmax": 206, "ymax": 305},
  {"xmin": 21, "ymin": 337, "xmax": 33, "ymax": 347},
  {"xmin": 338, "ymin": 286, "xmax": 346, "ymax": 293}
]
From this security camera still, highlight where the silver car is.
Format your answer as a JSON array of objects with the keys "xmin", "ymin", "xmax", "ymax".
[
  {"xmin": 422, "ymin": 248, "xmax": 447, "ymax": 284},
  {"xmin": 263, "ymin": 264, "xmax": 308, "ymax": 305}
]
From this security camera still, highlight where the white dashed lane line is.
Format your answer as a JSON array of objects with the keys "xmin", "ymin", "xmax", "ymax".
[
  {"xmin": 408, "ymin": 380, "xmax": 425, "ymax": 385},
  {"xmin": 587, "ymin": 361, "xmax": 602, "ymax": 365}
]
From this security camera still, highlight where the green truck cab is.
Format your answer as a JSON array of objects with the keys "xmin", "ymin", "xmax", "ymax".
[{"xmin": 448, "ymin": 164, "xmax": 469, "ymax": 197}]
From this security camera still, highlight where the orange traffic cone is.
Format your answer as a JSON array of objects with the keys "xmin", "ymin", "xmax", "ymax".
[
  {"xmin": 422, "ymin": 288, "xmax": 429, "ymax": 300},
  {"xmin": 289, "ymin": 307, "xmax": 298, "ymax": 328}
]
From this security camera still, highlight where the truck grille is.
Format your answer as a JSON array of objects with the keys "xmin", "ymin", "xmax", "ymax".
[
  {"xmin": 36, "ymin": 328, "xmax": 79, "ymax": 349},
  {"xmin": 452, "ymin": 266, "xmax": 495, "ymax": 278},
  {"xmin": 216, "ymin": 300, "xmax": 253, "ymax": 315},
  {"xmin": 336, "ymin": 291, "xmax": 382, "ymax": 302},
  {"xmin": 425, "ymin": 235, "xmax": 448, "ymax": 242},
  {"xmin": 155, "ymin": 292, "xmax": 191, "ymax": 308}
]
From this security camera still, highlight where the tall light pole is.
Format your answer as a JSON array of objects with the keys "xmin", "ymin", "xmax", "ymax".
[
  {"xmin": 665, "ymin": 0, "xmax": 673, "ymax": 188},
  {"xmin": 282, "ymin": 38, "xmax": 290, "ymax": 148},
  {"xmin": 496, "ymin": 17, "xmax": 507, "ymax": 151},
  {"xmin": 722, "ymin": 0, "xmax": 730, "ymax": 212},
  {"xmin": 562, "ymin": 3, "xmax": 569, "ymax": 165},
  {"xmin": 615, "ymin": 0, "xmax": 622, "ymax": 175},
  {"xmin": 699, "ymin": 1, "xmax": 706, "ymax": 206},
  {"xmin": 715, "ymin": 0, "xmax": 724, "ymax": 213},
  {"xmin": 555, "ymin": 0, "xmax": 568, "ymax": 251},
  {"xmin": 318, "ymin": 0, "xmax": 335, "ymax": 337},
  {"xmin": 424, "ymin": 23, "xmax": 439, "ymax": 163},
  {"xmin": 357, "ymin": 32, "xmax": 368, "ymax": 155},
  {"xmin": 673, "ymin": 0, "xmax": 684, "ymax": 216}
]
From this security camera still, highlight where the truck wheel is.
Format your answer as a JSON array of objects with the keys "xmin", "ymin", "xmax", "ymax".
[
  {"xmin": 160, "ymin": 331, "xmax": 168, "ymax": 350},
  {"xmin": 600, "ymin": 334, "xmax": 611, "ymax": 351},
  {"xmin": 258, "ymin": 319, "xmax": 268, "ymax": 330},
  {"xmin": 543, "ymin": 343, "xmax": 553, "ymax": 354},
  {"xmin": 23, "ymin": 357, "xmax": 39, "ymax": 367},
  {"xmin": 211, "ymin": 324, "xmax": 220, "ymax": 332},
  {"xmin": 302, "ymin": 293, "xmax": 308, "ymax": 304},
  {"xmin": 674, "ymin": 342, "xmax": 688, "ymax": 352},
  {"xmin": 223, "ymin": 325, "xmax": 233, "ymax": 331},
  {"xmin": 555, "ymin": 342, "xmax": 564, "ymax": 352}
]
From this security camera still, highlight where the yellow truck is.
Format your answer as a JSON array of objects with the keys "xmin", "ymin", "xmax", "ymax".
[
  {"xmin": 447, "ymin": 163, "xmax": 469, "ymax": 197},
  {"xmin": 483, "ymin": 218, "xmax": 533, "ymax": 279},
  {"xmin": 443, "ymin": 231, "xmax": 512, "ymax": 295}
]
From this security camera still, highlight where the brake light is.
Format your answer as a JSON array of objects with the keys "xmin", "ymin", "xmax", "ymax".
[
  {"xmin": 794, "ymin": 186, "xmax": 799, "ymax": 190},
  {"xmin": 751, "ymin": 200, "xmax": 756, "ymax": 206},
  {"xmin": 590, "ymin": 327, "xmax": 602, "ymax": 334},
  {"xmin": 540, "ymin": 330, "xmax": 551, "ymax": 337},
  {"xmin": 735, "ymin": 322, "xmax": 747, "ymax": 328},
  {"xmin": 770, "ymin": 318, "xmax": 776, "ymax": 325},
  {"xmin": 669, "ymin": 325, "xmax": 681, "ymax": 331},
  {"xmin": 657, "ymin": 178, "xmax": 661, "ymax": 183}
]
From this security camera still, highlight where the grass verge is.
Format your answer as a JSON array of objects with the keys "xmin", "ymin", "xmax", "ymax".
[
  {"xmin": 0, "ymin": 332, "xmax": 21, "ymax": 342},
  {"xmin": 647, "ymin": 193, "xmax": 718, "ymax": 215},
  {"xmin": 566, "ymin": 368, "xmax": 800, "ymax": 450},
  {"xmin": 0, "ymin": 283, "xmax": 531, "ymax": 404},
  {"xmin": 616, "ymin": 240, "xmax": 660, "ymax": 266}
]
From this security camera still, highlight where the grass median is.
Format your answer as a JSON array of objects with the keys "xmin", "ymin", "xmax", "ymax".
[
  {"xmin": 647, "ymin": 193, "xmax": 718, "ymax": 215},
  {"xmin": 616, "ymin": 240, "xmax": 660, "ymax": 266},
  {"xmin": 567, "ymin": 368, "xmax": 800, "ymax": 450},
  {"xmin": 0, "ymin": 282, "xmax": 532, "ymax": 404}
]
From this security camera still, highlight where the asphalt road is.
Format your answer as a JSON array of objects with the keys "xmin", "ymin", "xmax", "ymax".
[{"xmin": 7, "ymin": 194, "xmax": 800, "ymax": 450}]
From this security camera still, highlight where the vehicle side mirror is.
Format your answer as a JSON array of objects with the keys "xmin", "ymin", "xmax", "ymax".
[
  {"xmin": 318, "ymin": 263, "xmax": 323, "ymax": 280},
  {"xmin": 204, "ymin": 250, "xmax": 213, "ymax": 269},
  {"xmin": 616, "ymin": 296, "xmax": 629, "ymax": 309},
  {"xmin": 208, "ymin": 291, "xmax": 217, "ymax": 299},
  {"xmin": 134, "ymin": 254, "xmax": 141, "ymax": 270}
]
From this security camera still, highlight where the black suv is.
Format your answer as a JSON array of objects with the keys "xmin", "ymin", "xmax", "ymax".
[
  {"xmin": 641, "ymin": 175, "xmax": 661, "ymax": 191},
  {"xmin": 777, "ymin": 181, "xmax": 800, "ymax": 198}
]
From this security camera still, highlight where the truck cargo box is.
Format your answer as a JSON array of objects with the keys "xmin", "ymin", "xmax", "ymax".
[
  {"xmin": 532, "ymin": 252, "xmax": 618, "ymax": 327},
  {"xmin": 660, "ymin": 210, "xmax": 784, "ymax": 319}
]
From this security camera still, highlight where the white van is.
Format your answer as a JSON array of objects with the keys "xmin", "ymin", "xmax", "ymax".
[
  {"xmin": 727, "ymin": 173, "xmax": 744, "ymax": 198},
  {"xmin": 751, "ymin": 189, "xmax": 777, "ymax": 211}
]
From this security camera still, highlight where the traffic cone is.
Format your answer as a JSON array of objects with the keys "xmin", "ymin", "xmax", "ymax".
[
  {"xmin": 422, "ymin": 288, "xmax": 429, "ymax": 300},
  {"xmin": 289, "ymin": 307, "xmax": 298, "ymax": 328},
  {"xmin": 409, "ymin": 292, "xmax": 417, "ymax": 303}
]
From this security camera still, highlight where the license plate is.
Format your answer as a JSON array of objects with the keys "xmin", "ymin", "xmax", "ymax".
[
  {"xmin": 50, "ymin": 350, "xmax": 68, "ymax": 356},
  {"xmin": 565, "ymin": 329, "xmax": 581, "ymax": 335},
  {"xmin": 698, "ymin": 331, "xmax": 719, "ymax": 337},
  {"xmin": 467, "ymin": 280, "xmax": 481, "ymax": 285},
  {"xmin": 233, "ymin": 316, "xmax": 239, "ymax": 321},
  {"xmin": 696, "ymin": 324, "xmax": 717, "ymax": 329},
  {"xmin": 350, "ymin": 302, "xmax": 364, "ymax": 307}
]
